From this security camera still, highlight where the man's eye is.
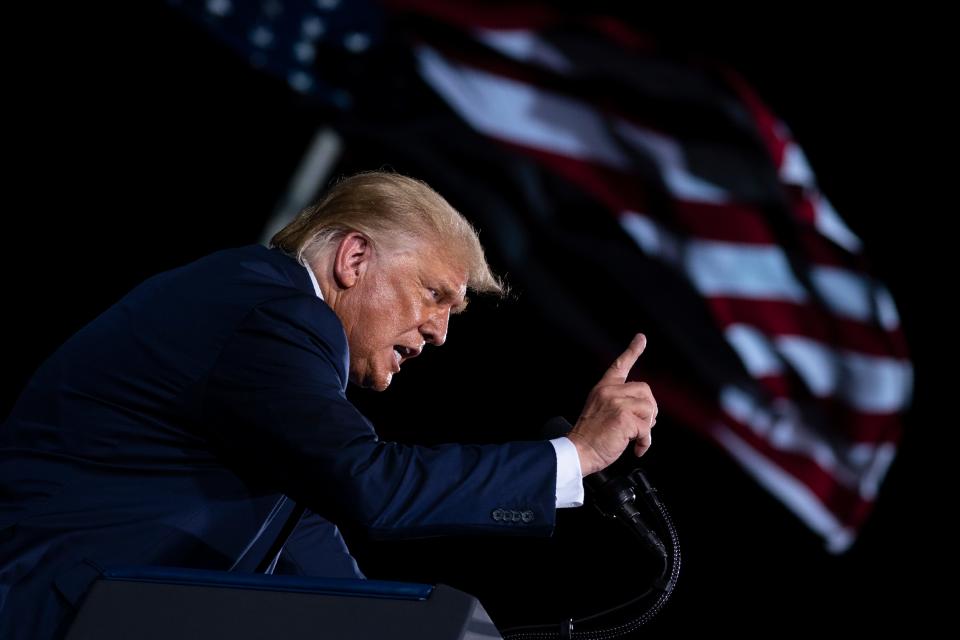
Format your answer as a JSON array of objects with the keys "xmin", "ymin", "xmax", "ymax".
[{"xmin": 428, "ymin": 288, "xmax": 440, "ymax": 300}]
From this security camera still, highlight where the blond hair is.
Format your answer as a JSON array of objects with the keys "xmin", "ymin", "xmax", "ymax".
[{"xmin": 270, "ymin": 171, "xmax": 504, "ymax": 296}]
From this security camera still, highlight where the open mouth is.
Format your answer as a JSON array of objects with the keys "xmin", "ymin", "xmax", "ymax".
[{"xmin": 392, "ymin": 345, "xmax": 419, "ymax": 367}]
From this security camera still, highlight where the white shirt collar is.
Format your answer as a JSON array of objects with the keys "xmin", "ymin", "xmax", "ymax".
[{"xmin": 304, "ymin": 264, "xmax": 324, "ymax": 300}]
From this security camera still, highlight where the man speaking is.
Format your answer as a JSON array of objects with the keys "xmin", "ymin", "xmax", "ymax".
[{"xmin": 0, "ymin": 171, "xmax": 657, "ymax": 638}]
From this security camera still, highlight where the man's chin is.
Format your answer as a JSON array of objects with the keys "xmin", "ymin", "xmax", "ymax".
[
  {"xmin": 372, "ymin": 373, "xmax": 393, "ymax": 391},
  {"xmin": 351, "ymin": 371, "xmax": 393, "ymax": 391}
]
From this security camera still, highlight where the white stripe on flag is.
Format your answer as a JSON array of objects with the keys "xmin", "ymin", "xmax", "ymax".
[
  {"xmin": 810, "ymin": 266, "xmax": 900, "ymax": 330},
  {"xmin": 621, "ymin": 211, "xmax": 807, "ymax": 301},
  {"xmin": 713, "ymin": 423, "xmax": 856, "ymax": 553},
  {"xmin": 619, "ymin": 210, "xmax": 684, "ymax": 262},
  {"xmin": 417, "ymin": 45, "xmax": 729, "ymax": 203},
  {"xmin": 475, "ymin": 28, "xmax": 573, "ymax": 73},
  {"xmin": 614, "ymin": 121, "xmax": 730, "ymax": 203},
  {"xmin": 724, "ymin": 326, "xmax": 913, "ymax": 413},
  {"xmin": 719, "ymin": 386, "xmax": 885, "ymax": 490},
  {"xmin": 849, "ymin": 441, "xmax": 898, "ymax": 500},
  {"xmin": 778, "ymin": 139, "xmax": 863, "ymax": 252},
  {"xmin": 811, "ymin": 195, "xmax": 862, "ymax": 253},
  {"xmin": 724, "ymin": 324, "xmax": 784, "ymax": 377},
  {"xmin": 621, "ymin": 212, "xmax": 902, "ymax": 330},
  {"xmin": 686, "ymin": 241, "xmax": 809, "ymax": 301},
  {"xmin": 874, "ymin": 286, "xmax": 902, "ymax": 333},
  {"xmin": 775, "ymin": 336, "xmax": 913, "ymax": 413},
  {"xmin": 418, "ymin": 44, "xmax": 629, "ymax": 166},
  {"xmin": 779, "ymin": 141, "xmax": 815, "ymax": 187}
]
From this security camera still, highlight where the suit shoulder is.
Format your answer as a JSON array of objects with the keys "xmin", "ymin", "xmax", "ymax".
[
  {"xmin": 251, "ymin": 292, "xmax": 345, "ymax": 342},
  {"xmin": 220, "ymin": 292, "xmax": 350, "ymax": 391}
]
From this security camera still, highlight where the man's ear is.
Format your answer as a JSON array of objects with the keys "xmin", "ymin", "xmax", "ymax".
[{"xmin": 333, "ymin": 231, "xmax": 372, "ymax": 289}]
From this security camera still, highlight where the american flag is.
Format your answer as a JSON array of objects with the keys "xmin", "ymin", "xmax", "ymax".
[{"xmin": 395, "ymin": 0, "xmax": 913, "ymax": 552}]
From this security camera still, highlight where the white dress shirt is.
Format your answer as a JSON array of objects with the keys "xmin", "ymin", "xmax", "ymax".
[{"xmin": 305, "ymin": 264, "xmax": 584, "ymax": 508}]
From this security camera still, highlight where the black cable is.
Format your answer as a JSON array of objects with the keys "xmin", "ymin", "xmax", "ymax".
[{"xmin": 500, "ymin": 419, "xmax": 681, "ymax": 639}]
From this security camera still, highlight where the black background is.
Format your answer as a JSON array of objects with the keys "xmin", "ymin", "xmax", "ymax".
[{"xmin": 5, "ymin": 4, "xmax": 942, "ymax": 635}]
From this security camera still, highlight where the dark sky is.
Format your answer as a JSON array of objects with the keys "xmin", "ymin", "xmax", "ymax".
[{"xmin": 5, "ymin": 4, "xmax": 943, "ymax": 635}]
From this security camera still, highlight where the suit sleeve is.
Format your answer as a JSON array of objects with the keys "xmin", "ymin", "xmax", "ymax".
[{"xmin": 200, "ymin": 294, "xmax": 557, "ymax": 539}]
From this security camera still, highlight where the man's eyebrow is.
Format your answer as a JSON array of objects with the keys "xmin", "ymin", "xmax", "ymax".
[
  {"xmin": 452, "ymin": 295, "xmax": 470, "ymax": 314},
  {"xmin": 435, "ymin": 283, "xmax": 468, "ymax": 314}
]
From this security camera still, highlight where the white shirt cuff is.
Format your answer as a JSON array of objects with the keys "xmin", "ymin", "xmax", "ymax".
[{"xmin": 550, "ymin": 437, "xmax": 584, "ymax": 508}]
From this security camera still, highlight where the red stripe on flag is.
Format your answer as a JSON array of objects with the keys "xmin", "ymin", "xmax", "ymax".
[
  {"xmin": 496, "ymin": 139, "xmax": 654, "ymax": 212},
  {"xmin": 653, "ymin": 376, "xmax": 878, "ymax": 531},
  {"xmin": 585, "ymin": 16, "xmax": 656, "ymax": 52},
  {"xmin": 748, "ymin": 375, "xmax": 906, "ymax": 444},
  {"xmin": 707, "ymin": 297, "xmax": 909, "ymax": 358},
  {"xmin": 717, "ymin": 412, "xmax": 877, "ymax": 530},
  {"xmin": 721, "ymin": 67, "xmax": 790, "ymax": 168}
]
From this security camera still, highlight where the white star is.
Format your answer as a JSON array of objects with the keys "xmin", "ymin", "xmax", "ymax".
[
  {"xmin": 205, "ymin": 0, "xmax": 232, "ymax": 17},
  {"xmin": 294, "ymin": 41, "xmax": 316, "ymax": 64},
  {"xmin": 343, "ymin": 32, "xmax": 370, "ymax": 53},
  {"xmin": 249, "ymin": 25, "xmax": 274, "ymax": 48},
  {"xmin": 288, "ymin": 71, "xmax": 314, "ymax": 93},
  {"xmin": 301, "ymin": 16, "xmax": 326, "ymax": 40}
]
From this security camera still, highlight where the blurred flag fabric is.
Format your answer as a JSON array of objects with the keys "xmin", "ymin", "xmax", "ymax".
[{"xmin": 171, "ymin": 0, "xmax": 913, "ymax": 552}]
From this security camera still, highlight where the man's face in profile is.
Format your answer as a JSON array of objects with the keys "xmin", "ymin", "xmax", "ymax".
[{"xmin": 337, "ymin": 243, "xmax": 468, "ymax": 392}]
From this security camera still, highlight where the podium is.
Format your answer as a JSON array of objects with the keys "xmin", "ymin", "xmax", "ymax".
[{"xmin": 65, "ymin": 566, "xmax": 502, "ymax": 639}]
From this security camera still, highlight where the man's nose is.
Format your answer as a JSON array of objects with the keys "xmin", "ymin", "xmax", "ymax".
[{"xmin": 421, "ymin": 309, "xmax": 450, "ymax": 346}]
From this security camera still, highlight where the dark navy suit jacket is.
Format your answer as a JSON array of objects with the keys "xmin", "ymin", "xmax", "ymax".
[{"xmin": 0, "ymin": 244, "xmax": 557, "ymax": 639}]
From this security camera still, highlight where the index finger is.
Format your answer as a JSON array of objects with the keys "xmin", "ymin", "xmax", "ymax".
[{"xmin": 600, "ymin": 333, "xmax": 647, "ymax": 384}]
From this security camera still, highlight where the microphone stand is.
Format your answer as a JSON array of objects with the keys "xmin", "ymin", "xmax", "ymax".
[{"xmin": 500, "ymin": 418, "xmax": 681, "ymax": 640}]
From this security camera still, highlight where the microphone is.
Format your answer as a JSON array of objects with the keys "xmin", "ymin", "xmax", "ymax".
[{"xmin": 544, "ymin": 416, "xmax": 666, "ymax": 557}]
